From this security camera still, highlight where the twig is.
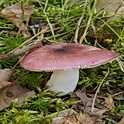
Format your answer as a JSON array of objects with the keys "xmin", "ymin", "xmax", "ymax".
[
  {"xmin": 0, "ymin": 41, "xmax": 42, "ymax": 60},
  {"xmin": 91, "ymin": 68, "xmax": 110, "ymax": 113},
  {"xmin": 12, "ymin": 53, "xmax": 28, "ymax": 69},
  {"xmin": 11, "ymin": 27, "xmax": 48, "ymax": 53},
  {"xmin": 112, "ymin": 91, "xmax": 124, "ymax": 97}
]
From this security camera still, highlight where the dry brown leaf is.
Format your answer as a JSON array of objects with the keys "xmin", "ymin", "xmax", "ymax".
[
  {"xmin": 0, "ymin": 69, "xmax": 13, "ymax": 81},
  {"xmin": 105, "ymin": 95, "xmax": 115, "ymax": 110},
  {"xmin": 78, "ymin": 112, "xmax": 103, "ymax": 124},
  {"xmin": 76, "ymin": 91, "xmax": 95, "ymax": 107},
  {"xmin": 1, "ymin": 2, "xmax": 34, "ymax": 38},
  {"xmin": 75, "ymin": 91, "xmax": 102, "ymax": 112},
  {"xmin": 86, "ymin": 93, "xmax": 116, "ymax": 111},
  {"xmin": 76, "ymin": 91, "xmax": 91, "ymax": 105},
  {"xmin": 0, "ymin": 83, "xmax": 35, "ymax": 110},
  {"xmin": 57, "ymin": 109, "xmax": 77, "ymax": 117},
  {"xmin": 51, "ymin": 111, "xmax": 104, "ymax": 124},
  {"xmin": 94, "ymin": 109, "xmax": 108, "ymax": 116},
  {"xmin": 117, "ymin": 117, "xmax": 124, "ymax": 124},
  {"xmin": 52, "ymin": 109, "xmax": 77, "ymax": 124}
]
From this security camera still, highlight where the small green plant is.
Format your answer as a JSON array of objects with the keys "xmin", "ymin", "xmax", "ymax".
[
  {"xmin": 0, "ymin": 36, "xmax": 25, "ymax": 69},
  {"xmin": 111, "ymin": 104, "xmax": 124, "ymax": 116},
  {"xmin": 103, "ymin": 102, "xmax": 124, "ymax": 124},
  {"xmin": 0, "ymin": 36, "xmax": 24, "ymax": 54},
  {"xmin": 0, "ymin": 57, "xmax": 18, "ymax": 69},
  {"xmin": 23, "ymin": 89, "xmax": 69, "ymax": 114},
  {"xmin": 0, "ymin": 108, "xmax": 38, "ymax": 124},
  {"xmin": 0, "ymin": 89, "xmax": 70, "ymax": 124},
  {"xmin": 103, "ymin": 117, "xmax": 117, "ymax": 124},
  {"xmin": 13, "ymin": 68, "xmax": 50, "ymax": 90}
]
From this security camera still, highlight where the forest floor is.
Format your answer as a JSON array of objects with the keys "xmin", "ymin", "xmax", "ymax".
[{"xmin": 0, "ymin": 0, "xmax": 124, "ymax": 124}]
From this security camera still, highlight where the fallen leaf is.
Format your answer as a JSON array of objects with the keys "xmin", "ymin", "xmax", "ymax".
[
  {"xmin": 51, "ymin": 111, "xmax": 104, "ymax": 124},
  {"xmin": 0, "ymin": 83, "xmax": 35, "ymax": 110},
  {"xmin": 52, "ymin": 109, "xmax": 77, "ymax": 124},
  {"xmin": 76, "ymin": 91, "xmax": 91, "ymax": 106},
  {"xmin": 76, "ymin": 91, "xmax": 95, "ymax": 107},
  {"xmin": 0, "ymin": 41, "xmax": 42, "ymax": 60},
  {"xmin": 51, "ymin": 114, "xmax": 78, "ymax": 124},
  {"xmin": 105, "ymin": 95, "xmax": 115, "ymax": 110},
  {"xmin": 0, "ymin": 68, "xmax": 13, "ymax": 81},
  {"xmin": 57, "ymin": 109, "xmax": 77, "ymax": 117},
  {"xmin": 76, "ymin": 91, "xmax": 99, "ymax": 111},
  {"xmin": 86, "ymin": 93, "xmax": 116, "ymax": 111},
  {"xmin": 78, "ymin": 112, "xmax": 103, "ymax": 124},
  {"xmin": 1, "ymin": 2, "xmax": 34, "ymax": 38},
  {"xmin": 94, "ymin": 109, "xmax": 108, "ymax": 116}
]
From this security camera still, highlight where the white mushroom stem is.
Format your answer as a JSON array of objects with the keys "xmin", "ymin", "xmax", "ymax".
[{"xmin": 46, "ymin": 68, "xmax": 79, "ymax": 96}]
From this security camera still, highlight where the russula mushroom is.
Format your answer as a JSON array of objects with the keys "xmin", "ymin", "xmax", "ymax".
[{"xmin": 20, "ymin": 43, "xmax": 120, "ymax": 96}]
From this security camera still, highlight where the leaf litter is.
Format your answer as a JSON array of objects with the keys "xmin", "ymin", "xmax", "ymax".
[
  {"xmin": 0, "ymin": 68, "xmax": 35, "ymax": 110},
  {"xmin": 0, "ymin": 83, "xmax": 35, "ymax": 110},
  {"xmin": 51, "ymin": 91, "xmax": 118, "ymax": 124},
  {"xmin": 0, "ymin": 0, "xmax": 124, "ymax": 123},
  {"xmin": 1, "ymin": 2, "xmax": 34, "ymax": 38}
]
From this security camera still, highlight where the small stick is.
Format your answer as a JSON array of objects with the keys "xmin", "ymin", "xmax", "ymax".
[
  {"xmin": 112, "ymin": 91, "xmax": 124, "ymax": 97},
  {"xmin": 91, "ymin": 68, "xmax": 110, "ymax": 113},
  {"xmin": 0, "ymin": 27, "xmax": 48, "ymax": 60},
  {"xmin": 11, "ymin": 27, "xmax": 48, "ymax": 53},
  {"xmin": 0, "ymin": 42, "xmax": 42, "ymax": 60}
]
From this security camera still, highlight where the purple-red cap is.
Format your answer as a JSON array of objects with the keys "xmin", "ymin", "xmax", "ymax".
[{"xmin": 20, "ymin": 43, "xmax": 120, "ymax": 71}]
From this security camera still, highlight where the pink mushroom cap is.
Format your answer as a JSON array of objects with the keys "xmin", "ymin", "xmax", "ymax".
[{"xmin": 20, "ymin": 43, "xmax": 120, "ymax": 71}]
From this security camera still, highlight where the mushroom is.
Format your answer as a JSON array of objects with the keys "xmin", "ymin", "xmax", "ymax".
[{"xmin": 20, "ymin": 43, "xmax": 120, "ymax": 96}]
